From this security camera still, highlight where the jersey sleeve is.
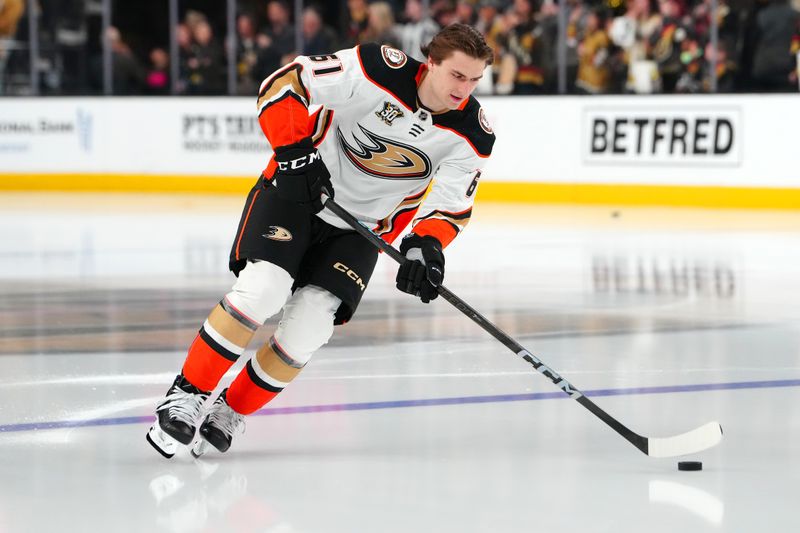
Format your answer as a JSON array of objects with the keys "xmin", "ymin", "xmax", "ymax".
[
  {"xmin": 256, "ymin": 47, "xmax": 363, "ymax": 149},
  {"xmin": 410, "ymin": 151, "xmax": 487, "ymax": 249}
]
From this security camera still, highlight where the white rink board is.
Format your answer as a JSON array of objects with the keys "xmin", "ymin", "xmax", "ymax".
[
  {"xmin": 0, "ymin": 98, "xmax": 269, "ymax": 176},
  {"xmin": 479, "ymin": 94, "xmax": 799, "ymax": 187},
  {"xmin": 0, "ymin": 95, "xmax": 798, "ymax": 187}
]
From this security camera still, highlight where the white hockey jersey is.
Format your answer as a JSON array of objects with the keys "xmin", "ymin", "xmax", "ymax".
[{"xmin": 256, "ymin": 43, "xmax": 495, "ymax": 247}]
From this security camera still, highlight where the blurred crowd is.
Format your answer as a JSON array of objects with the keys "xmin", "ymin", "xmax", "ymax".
[{"xmin": 1, "ymin": 0, "xmax": 799, "ymax": 95}]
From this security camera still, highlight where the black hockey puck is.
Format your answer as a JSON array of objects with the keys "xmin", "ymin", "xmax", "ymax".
[{"xmin": 678, "ymin": 461, "xmax": 703, "ymax": 471}]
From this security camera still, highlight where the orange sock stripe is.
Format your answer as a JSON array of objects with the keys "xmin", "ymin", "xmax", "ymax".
[
  {"xmin": 226, "ymin": 360, "xmax": 283, "ymax": 415},
  {"xmin": 182, "ymin": 333, "xmax": 239, "ymax": 393}
]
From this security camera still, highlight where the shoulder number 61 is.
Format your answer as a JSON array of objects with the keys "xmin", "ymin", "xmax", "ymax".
[{"xmin": 309, "ymin": 54, "xmax": 343, "ymax": 77}]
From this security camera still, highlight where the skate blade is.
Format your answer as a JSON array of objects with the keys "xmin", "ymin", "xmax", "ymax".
[
  {"xmin": 147, "ymin": 425, "xmax": 180, "ymax": 459},
  {"xmin": 190, "ymin": 439, "xmax": 210, "ymax": 459}
]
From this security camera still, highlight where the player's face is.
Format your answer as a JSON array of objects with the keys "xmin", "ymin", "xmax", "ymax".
[{"xmin": 426, "ymin": 51, "xmax": 486, "ymax": 111}]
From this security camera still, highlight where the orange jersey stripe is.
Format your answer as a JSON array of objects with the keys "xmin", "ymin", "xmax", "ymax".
[
  {"xmin": 258, "ymin": 95, "xmax": 313, "ymax": 149},
  {"xmin": 412, "ymin": 219, "xmax": 458, "ymax": 248},
  {"xmin": 234, "ymin": 188, "xmax": 261, "ymax": 261},
  {"xmin": 413, "ymin": 206, "xmax": 472, "ymax": 247},
  {"xmin": 380, "ymin": 206, "xmax": 420, "ymax": 245}
]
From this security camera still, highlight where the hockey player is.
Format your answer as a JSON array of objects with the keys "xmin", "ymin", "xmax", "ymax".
[{"xmin": 147, "ymin": 23, "xmax": 496, "ymax": 458}]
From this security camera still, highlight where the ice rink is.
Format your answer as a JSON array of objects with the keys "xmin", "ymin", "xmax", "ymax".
[{"xmin": 0, "ymin": 192, "xmax": 798, "ymax": 533}]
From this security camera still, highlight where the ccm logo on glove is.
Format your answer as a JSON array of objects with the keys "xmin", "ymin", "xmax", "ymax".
[
  {"xmin": 272, "ymin": 137, "xmax": 333, "ymax": 213},
  {"xmin": 277, "ymin": 151, "xmax": 322, "ymax": 171}
]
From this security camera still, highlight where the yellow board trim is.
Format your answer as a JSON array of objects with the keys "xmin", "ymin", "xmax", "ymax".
[
  {"xmin": 0, "ymin": 173, "xmax": 256, "ymax": 194},
  {"xmin": 477, "ymin": 182, "xmax": 800, "ymax": 210},
  {"xmin": 1, "ymin": 173, "xmax": 800, "ymax": 209}
]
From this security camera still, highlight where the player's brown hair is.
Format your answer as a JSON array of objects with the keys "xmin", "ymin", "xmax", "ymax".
[{"xmin": 421, "ymin": 23, "xmax": 494, "ymax": 66}]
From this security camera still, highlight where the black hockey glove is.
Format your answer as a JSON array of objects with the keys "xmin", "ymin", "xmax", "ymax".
[
  {"xmin": 272, "ymin": 137, "xmax": 333, "ymax": 213},
  {"xmin": 396, "ymin": 234, "xmax": 444, "ymax": 304}
]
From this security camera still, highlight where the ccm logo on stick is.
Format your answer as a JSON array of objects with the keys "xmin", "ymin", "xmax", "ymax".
[
  {"xmin": 333, "ymin": 262, "xmax": 366, "ymax": 291},
  {"xmin": 583, "ymin": 107, "xmax": 741, "ymax": 166}
]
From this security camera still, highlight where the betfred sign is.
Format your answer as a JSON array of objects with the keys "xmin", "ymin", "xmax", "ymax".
[{"xmin": 582, "ymin": 107, "xmax": 741, "ymax": 166}]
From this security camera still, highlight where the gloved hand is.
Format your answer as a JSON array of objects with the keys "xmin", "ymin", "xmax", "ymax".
[
  {"xmin": 272, "ymin": 137, "xmax": 333, "ymax": 213},
  {"xmin": 396, "ymin": 233, "xmax": 444, "ymax": 303}
]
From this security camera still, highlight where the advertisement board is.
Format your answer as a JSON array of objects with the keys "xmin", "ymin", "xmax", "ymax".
[
  {"xmin": 479, "ymin": 94, "xmax": 800, "ymax": 189},
  {"xmin": 0, "ymin": 98, "xmax": 270, "ymax": 176},
  {"xmin": 1, "ymin": 95, "xmax": 799, "ymax": 195}
]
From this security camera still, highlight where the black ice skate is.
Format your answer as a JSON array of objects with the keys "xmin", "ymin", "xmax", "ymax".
[
  {"xmin": 147, "ymin": 374, "xmax": 210, "ymax": 459},
  {"xmin": 191, "ymin": 389, "xmax": 245, "ymax": 458}
]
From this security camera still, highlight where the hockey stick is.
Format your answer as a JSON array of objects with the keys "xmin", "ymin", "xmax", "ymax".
[{"xmin": 324, "ymin": 198, "xmax": 723, "ymax": 458}]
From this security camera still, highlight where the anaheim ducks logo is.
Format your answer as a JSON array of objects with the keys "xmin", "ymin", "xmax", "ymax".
[
  {"xmin": 262, "ymin": 226, "xmax": 292, "ymax": 241},
  {"xmin": 337, "ymin": 124, "xmax": 431, "ymax": 180}
]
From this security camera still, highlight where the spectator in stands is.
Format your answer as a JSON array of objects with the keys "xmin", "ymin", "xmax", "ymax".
[
  {"xmin": 703, "ymin": 40, "xmax": 737, "ymax": 92},
  {"xmin": 690, "ymin": 0, "xmax": 738, "ymax": 54},
  {"xmin": 175, "ymin": 23, "xmax": 193, "ymax": 94},
  {"xmin": 499, "ymin": 0, "xmax": 552, "ymax": 94},
  {"xmin": 749, "ymin": 0, "xmax": 800, "ymax": 91},
  {"xmin": 432, "ymin": 0, "xmax": 459, "ymax": 28},
  {"xmin": 398, "ymin": 0, "xmax": 441, "ymax": 62},
  {"xmin": 470, "ymin": 0, "xmax": 506, "ymax": 94},
  {"xmin": 492, "ymin": 4, "xmax": 518, "ymax": 94},
  {"xmin": 259, "ymin": 0, "xmax": 296, "ymax": 66},
  {"xmin": 186, "ymin": 19, "xmax": 223, "ymax": 95},
  {"xmin": 475, "ymin": 0, "xmax": 507, "ymax": 85},
  {"xmin": 362, "ymin": 1, "xmax": 402, "ymax": 48},
  {"xmin": 674, "ymin": 0, "xmax": 743, "ymax": 94},
  {"xmin": 101, "ymin": 26, "xmax": 145, "ymax": 95},
  {"xmin": 576, "ymin": 8, "xmax": 611, "ymax": 93},
  {"xmin": 475, "ymin": 0, "xmax": 504, "ymax": 41},
  {"xmin": 145, "ymin": 47, "xmax": 170, "ymax": 95},
  {"xmin": 608, "ymin": 0, "xmax": 661, "ymax": 92},
  {"xmin": 301, "ymin": 6, "xmax": 338, "ymax": 55},
  {"xmin": 537, "ymin": 0, "xmax": 563, "ymax": 92},
  {"xmin": 255, "ymin": 0, "xmax": 296, "ymax": 82},
  {"xmin": 650, "ymin": 0, "xmax": 692, "ymax": 92},
  {"xmin": 342, "ymin": 0, "xmax": 370, "ymax": 46},
  {"xmin": 565, "ymin": 0, "xmax": 590, "ymax": 93},
  {"xmin": 236, "ymin": 13, "xmax": 265, "ymax": 95},
  {"xmin": 184, "ymin": 10, "xmax": 207, "ymax": 34},
  {"xmin": 0, "ymin": 0, "xmax": 25, "ymax": 94},
  {"xmin": 0, "ymin": 0, "xmax": 23, "ymax": 38},
  {"xmin": 674, "ymin": 32, "xmax": 704, "ymax": 92},
  {"xmin": 455, "ymin": 1, "xmax": 478, "ymax": 25},
  {"xmin": 791, "ymin": 17, "xmax": 800, "ymax": 89}
]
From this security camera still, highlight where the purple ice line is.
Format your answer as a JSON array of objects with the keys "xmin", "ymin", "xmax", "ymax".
[{"xmin": 1, "ymin": 378, "xmax": 798, "ymax": 433}]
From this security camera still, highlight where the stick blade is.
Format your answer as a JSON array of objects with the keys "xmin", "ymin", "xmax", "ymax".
[{"xmin": 646, "ymin": 421, "xmax": 723, "ymax": 458}]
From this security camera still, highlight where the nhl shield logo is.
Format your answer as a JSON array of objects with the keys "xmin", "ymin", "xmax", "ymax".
[
  {"xmin": 375, "ymin": 101, "xmax": 404, "ymax": 126},
  {"xmin": 381, "ymin": 45, "xmax": 407, "ymax": 69}
]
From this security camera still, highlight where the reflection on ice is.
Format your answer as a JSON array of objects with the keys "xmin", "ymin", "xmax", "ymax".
[{"xmin": 649, "ymin": 479, "xmax": 724, "ymax": 525}]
